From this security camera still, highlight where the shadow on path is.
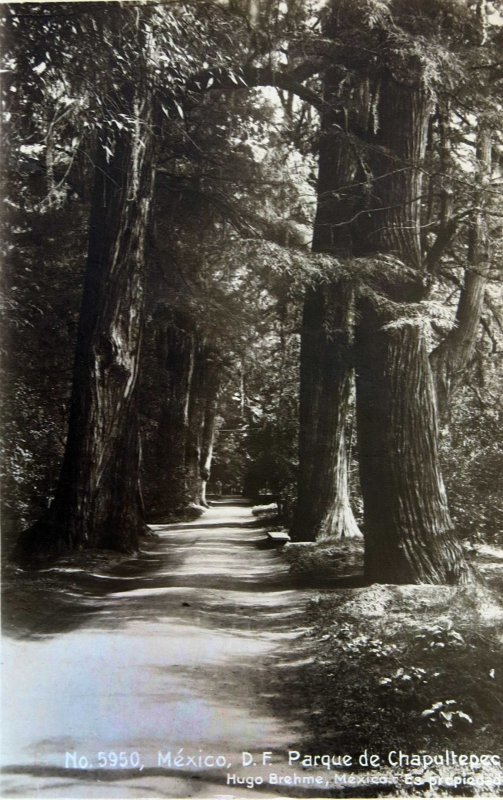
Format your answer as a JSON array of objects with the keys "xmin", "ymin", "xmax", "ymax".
[{"xmin": 1, "ymin": 500, "xmax": 327, "ymax": 799}]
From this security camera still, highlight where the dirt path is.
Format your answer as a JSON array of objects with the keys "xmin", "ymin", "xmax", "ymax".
[{"xmin": 2, "ymin": 500, "xmax": 319, "ymax": 799}]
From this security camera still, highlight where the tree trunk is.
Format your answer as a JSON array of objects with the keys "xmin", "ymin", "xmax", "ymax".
[
  {"xmin": 291, "ymin": 66, "xmax": 363, "ymax": 542},
  {"xmin": 292, "ymin": 281, "xmax": 360, "ymax": 541},
  {"xmin": 147, "ymin": 315, "xmax": 195, "ymax": 518},
  {"xmin": 355, "ymin": 314, "xmax": 471, "ymax": 583},
  {"xmin": 354, "ymin": 73, "xmax": 430, "ymax": 268},
  {"xmin": 200, "ymin": 369, "xmax": 221, "ymax": 507},
  {"xmin": 352, "ymin": 70, "xmax": 472, "ymax": 583},
  {"xmin": 431, "ymin": 129, "xmax": 492, "ymax": 418},
  {"xmin": 15, "ymin": 83, "xmax": 157, "ymax": 562},
  {"xmin": 185, "ymin": 342, "xmax": 221, "ymax": 507}
]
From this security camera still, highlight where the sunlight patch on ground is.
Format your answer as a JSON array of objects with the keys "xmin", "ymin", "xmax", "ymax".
[{"xmin": 1, "ymin": 503, "xmax": 314, "ymax": 798}]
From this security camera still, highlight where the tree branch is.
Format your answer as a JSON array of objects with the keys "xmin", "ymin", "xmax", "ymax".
[
  {"xmin": 182, "ymin": 64, "xmax": 325, "ymax": 110},
  {"xmin": 424, "ymin": 209, "xmax": 475, "ymax": 273},
  {"xmin": 484, "ymin": 291, "xmax": 503, "ymax": 335}
]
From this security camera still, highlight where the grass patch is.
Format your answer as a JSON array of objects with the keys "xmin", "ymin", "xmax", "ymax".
[{"xmin": 284, "ymin": 539, "xmax": 364, "ymax": 585}]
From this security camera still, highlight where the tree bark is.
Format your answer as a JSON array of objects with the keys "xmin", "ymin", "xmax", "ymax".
[
  {"xmin": 431, "ymin": 129, "xmax": 492, "ymax": 418},
  {"xmin": 200, "ymin": 368, "xmax": 221, "ymax": 507},
  {"xmin": 291, "ymin": 66, "xmax": 363, "ymax": 542},
  {"xmin": 292, "ymin": 281, "xmax": 360, "ymax": 541},
  {"xmin": 147, "ymin": 314, "xmax": 195, "ymax": 518},
  {"xmin": 356, "ymin": 314, "xmax": 471, "ymax": 583},
  {"xmin": 185, "ymin": 342, "xmax": 221, "ymax": 507},
  {"xmin": 353, "ymin": 72, "xmax": 431, "ymax": 268},
  {"xmin": 352, "ymin": 70, "xmax": 472, "ymax": 583},
  {"xmin": 15, "ymin": 82, "xmax": 157, "ymax": 562}
]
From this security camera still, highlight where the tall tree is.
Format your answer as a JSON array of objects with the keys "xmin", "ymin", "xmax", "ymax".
[
  {"xmin": 430, "ymin": 93, "xmax": 497, "ymax": 417},
  {"xmin": 291, "ymin": 64, "xmax": 365, "ymax": 542},
  {"xmin": 185, "ymin": 341, "xmax": 222, "ymax": 506},
  {"xmin": 292, "ymin": 0, "xmax": 497, "ymax": 582},
  {"xmin": 12, "ymin": 3, "xmax": 200, "ymax": 560},
  {"xmin": 17, "ymin": 51, "xmax": 157, "ymax": 559},
  {"xmin": 138, "ymin": 81, "xmax": 274, "ymax": 517},
  {"xmin": 146, "ymin": 309, "xmax": 195, "ymax": 517},
  {"xmin": 332, "ymin": 0, "xmax": 487, "ymax": 583}
]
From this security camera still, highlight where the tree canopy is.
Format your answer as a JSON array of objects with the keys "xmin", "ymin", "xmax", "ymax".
[{"xmin": 2, "ymin": 0, "xmax": 502, "ymax": 582}]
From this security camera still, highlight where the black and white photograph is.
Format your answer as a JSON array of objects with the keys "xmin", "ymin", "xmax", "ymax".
[{"xmin": 1, "ymin": 0, "xmax": 503, "ymax": 797}]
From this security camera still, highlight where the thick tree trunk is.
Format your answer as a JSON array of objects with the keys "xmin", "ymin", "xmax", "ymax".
[
  {"xmin": 291, "ymin": 66, "xmax": 362, "ymax": 542},
  {"xmin": 356, "ymin": 314, "xmax": 471, "ymax": 583},
  {"xmin": 354, "ymin": 73, "xmax": 431, "ymax": 268},
  {"xmin": 15, "ymin": 84, "xmax": 157, "ymax": 562},
  {"xmin": 292, "ymin": 281, "xmax": 360, "ymax": 541},
  {"xmin": 148, "ymin": 315, "xmax": 195, "ymax": 517},
  {"xmin": 352, "ymin": 70, "xmax": 472, "ymax": 583}
]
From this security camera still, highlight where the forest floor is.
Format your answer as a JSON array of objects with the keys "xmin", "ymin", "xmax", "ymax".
[{"xmin": 2, "ymin": 499, "xmax": 503, "ymax": 799}]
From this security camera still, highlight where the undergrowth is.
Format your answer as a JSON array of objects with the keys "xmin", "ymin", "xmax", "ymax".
[
  {"xmin": 297, "ymin": 588, "xmax": 503, "ymax": 758},
  {"xmin": 264, "ymin": 544, "xmax": 503, "ymax": 795}
]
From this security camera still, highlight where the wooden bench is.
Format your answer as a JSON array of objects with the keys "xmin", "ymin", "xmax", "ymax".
[{"xmin": 266, "ymin": 531, "xmax": 291, "ymax": 545}]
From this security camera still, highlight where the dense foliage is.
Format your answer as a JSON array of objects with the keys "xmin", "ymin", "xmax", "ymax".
[{"xmin": 1, "ymin": 0, "xmax": 502, "ymax": 567}]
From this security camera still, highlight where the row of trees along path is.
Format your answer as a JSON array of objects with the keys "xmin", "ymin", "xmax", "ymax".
[{"xmin": 5, "ymin": 0, "xmax": 502, "ymax": 584}]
